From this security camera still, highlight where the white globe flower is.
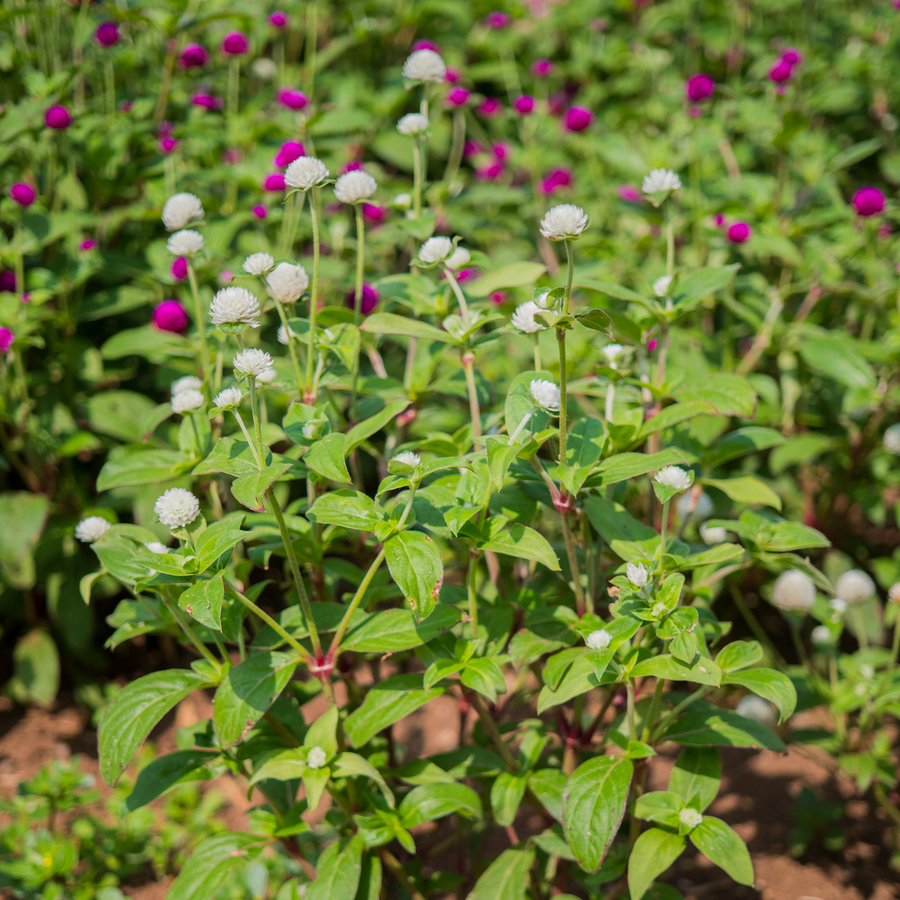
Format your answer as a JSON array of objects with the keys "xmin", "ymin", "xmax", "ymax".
[
  {"xmin": 255, "ymin": 366, "xmax": 276, "ymax": 384},
  {"xmin": 154, "ymin": 488, "xmax": 201, "ymax": 529},
  {"xmin": 145, "ymin": 541, "xmax": 169, "ymax": 554},
  {"xmin": 678, "ymin": 808, "xmax": 704, "ymax": 830},
  {"xmin": 653, "ymin": 466, "xmax": 692, "ymax": 492},
  {"xmin": 233, "ymin": 348, "xmax": 274, "ymax": 377},
  {"xmin": 511, "ymin": 301, "xmax": 546, "ymax": 334},
  {"xmin": 162, "ymin": 193, "xmax": 204, "ymax": 231},
  {"xmin": 835, "ymin": 569, "xmax": 875, "ymax": 604},
  {"xmin": 586, "ymin": 629, "xmax": 612, "ymax": 650},
  {"xmin": 811, "ymin": 625, "xmax": 833, "ymax": 645},
  {"xmin": 209, "ymin": 287, "xmax": 261, "ymax": 330},
  {"xmin": 213, "ymin": 386, "xmax": 243, "ymax": 409},
  {"xmin": 676, "ymin": 490, "xmax": 714, "ymax": 522},
  {"xmin": 393, "ymin": 192, "xmax": 412, "ymax": 209},
  {"xmin": 653, "ymin": 275, "xmax": 673, "ymax": 297},
  {"xmin": 530, "ymin": 379, "xmax": 561, "ymax": 413},
  {"xmin": 446, "ymin": 247, "xmax": 471, "ymax": 271},
  {"xmin": 277, "ymin": 324, "xmax": 297, "ymax": 344},
  {"xmin": 884, "ymin": 424, "xmax": 900, "ymax": 455},
  {"xmin": 402, "ymin": 49, "xmax": 446, "ymax": 83},
  {"xmin": 166, "ymin": 229, "xmax": 204, "ymax": 257},
  {"xmin": 172, "ymin": 375, "xmax": 202, "ymax": 395},
  {"xmin": 889, "ymin": 583, "xmax": 900, "ymax": 605},
  {"xmin": 252, "ymin": 58, "xmax": 277, "ymax": 80},
  {"xmin": 830, "ymin": 598, "xmax": 847, "ymax": 614},
  {"xmin": 699, "ymin": 522, "xmax": 727, "ymax": 545},
  {"xmin": 285, "ymin": 156, "xmax": 329, "ymax": 190},
  {"xmin": 334, "ymin": 170, "xmax": 377, "ymax": 204},
  {"xmin": 626, "ymin": 562, "xmax": 648, "ymax": 588},
  {"xmin": 735, "ymin": 695, "xmax": 777, "ymax": 727},
  {"xmin": 393, "ymin": 451, "xmax": 421, "ymax": 468},
  {"xmin": 601, "ymin": 343, "xmax": 626, "ymax": 369},
  {"xmin": 772, "ymin": 569, "xmax": 815, "ymax": 612},
  {"xmin": 75, "ymin": 516, "xmax": 111, "ymax": 543},
  {"xmin": 539, "ymin": 204, "xmax": 589, "ymax": 241},
  {"xmin": 418, "ymin": 236, "xmax": 454, "ymax": 264},
  {"xmin": 397, "ymin": 113, "xmax": 430, "ymax": 135},
  {"xmin": 171, "ymin": 389, "xmax": 204, "ymax": 414},
  {"xmin": 267, "ymin": 262, "xmax": 309, "ymax": 303},
  {"xmin": 307, "ymin": 746, "xmax": 328, "ymax": 769},
  {"xmin": 243, "ymin": 252, "xmax": 275, "ymax": 276},
  {"xmin": 642, "ymin": 169, "xmax": 681, "ymax": 195}
]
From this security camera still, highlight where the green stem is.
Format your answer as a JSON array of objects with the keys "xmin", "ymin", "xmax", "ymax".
[
  {"xmin": 641, "ymin": 679, "xmax": 665, "ymax": 742},
  {"xmin": 462, "ymin": 352, "xmax": 481, "ymax": 441},
  {"xmin": 443, "ymin": 266, "xmax": 471, "ymax": 327},
  {"xmin": 851, "ymin": 604, "xmax": 870, "ymax": 652},
  {"xmin": 186, "ymin": 261, "xmax": 209, "ymax": 379},
  {"xmin": 467, "ymin": 547, "xmax": 480, "ymax": 639},
  {"xmin": 163, "ymin": 596, "xmax": 220, "ymax": 669},
  {"xmin": 304, "ymin": 2, "xmax": 318, "ymax": 96},
  {"xmin": 665, "ymin": 203, "xmax": 675, "ymax": 277},
  {"xmin": 729, "ymin": 584, "xmax": 786, "ymax": 666},
  {"xmin": 305, "ymin": 192, "xmax": 321, "ymax": 401},
  {"xmin": 328, "ymin": 549, "xmax": 386, "ymax": 658},
  {"xmin": 558, "ymin": 241, "xmax": 575, "ymax": 465},
  {"xmin": 561, "ymin": 513, "xmax": 586, "ymax": 616},
  {"xmin": 650, "ymin": 685, "xmax": 711, "ymax": 743},
  {"xmin": 412, "ymin": 135, "xmax": 422, "ymax": 219},
  {"xmin": 104, "ymin": 55, "xmax": 115, "ymax": 118},
  {"xmin": 659, "ymin": 498, "xmax": 670, "ymax": 554},
  {"xmin": 248, "ymin": 377, "xmax": 266, "ymax": 463},
  {"xmin": 350, "ymin": 203, "xmax": 365, "ymax": 417},
  {"xmin": 272, "ymin": 296, "xmax": 304, "ymax": 398},
  {"xmin": 225, "ymin": 581, "xmax": 312, "ymax": 664},
  {"xmin": 232, "ymin": 408, "xmax": 262, "ymax": 467}
]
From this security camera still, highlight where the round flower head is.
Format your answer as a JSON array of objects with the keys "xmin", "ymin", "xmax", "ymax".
[
  {"xmin": 402, "ymin": 49, "xmax": 446, "ymax": 83},
  {"xmin": 772, "ymin": 569, "xmax": 815, "ymax": 612},
  {"xmin": 285, "ymin": 156, "xmax": 329, "ymax": 191},
  {"xmin": 830, "ymin": 598, "xmax": 847, "ymax": 614},
  {"xmin": 446, "ymin": 87, "xmax": 471, "ymax": 108},
  {"xmin": 256, "ymin": 367, "xmax": 276, "ymax": 384},
  {"xmin": 252, "ymin": 205, "xmax": 267, "ymax": 220},
  {"xmin": 530, "ymin": 379, "xmax": 561, "ymax": 413},
  {"xmin": 601, "ymin": 343, "xmax": 626, "ymax": 369},
  {"xmin": 678, "ymin": 808, "xmax": 704, "ymax": 829},
  {"xmin": 264, "ymin": 173, "xmax": 286, "ymax": 192},
  {"xmin": 267, "ymin": 262, "xmax": 309, "ymax": 302},
  {"xmin": 686, "ymin": 74, "xmax": 715, "ymax": 103},
  {"xmin": 418, "ymin": 236, "xmax": 454, "ymax": 264},
  {"xmin": 270, "ymin": 11, "xmax": 288, "ymax": 28},
  {"xmin": 209, "ymin": 286, "xmax": 261, "ymax": 331},
  {"xmin": 781, "ymin": 47, "xmax": 803, "ymax": 66},
  {"xmin": 586, "ymin": 629, "xmax": 611, "ymax": 650},
  {"xmin": 95, "ymin": 22, "xmax": 119, "ymax": 46},
  {"xmin": 445, "ymin": 247, "xmax": 471, "ymax": 271},
  {"xmin": 277, "ymin": 324, "xmax": 297, "ymax": 344},
  {"xmin": 307, "ymin": 746, "xmax": 328, "ymax": 769},
  {"xmin": 274, "ymin": 140, "xmax": 305, "ymax": 168},
  {"xmin": 393, "ymin": 451, "xmax": 421, "ymax": 468},
  {"xmin": 171, "ymin": 389, "xmax": 204, "ymax": 414},
  {"xmin": 397, "ymin": 113, "xmax": 430, "ymax": 135},
  {"xmin": 233, "ymin": 348, "xmax": 274, "ymax": 377},
  {"xmin": 653, "ymin": 275, "xmax": 673, "ymax": 297},
  {"xmin": 514, "ymin": 95, "xmax": 535, "ymax": 115},
  {"xmin": 727, "ymin": 222, "xmax": 752, "ymax": 244},
  {"xmin": 243, "ymin": 252, "xmax": 274, "ymax": 276},
  {"xmin": 334, "ymin": 170, "xmax": 377, "ymax": 204},
  {"xmin": 172, "ymin": 375, "xmax": 202, "ymax": 395},
  {"xmin": 214, "ymin": 386, "xmax": 243, "ymax": 409},
  {"xmin": 511, "ymin": 300, "xmax": 546, "ymax": 334},
  {"xmin": 10, "ymin": 183, "xmax": 36, "ymax": 207},
  {"xmin": 835, "ymin": 569, "xmax": 875, "ymax": 604},
  {"xmin": 676, "ymin": 490, "xmax": 714, "ymax": 522},
  {"xmin": 221, "ymin": 31, "xmax": 249, "ymax": 55},
  {"xmin": 700, "ymin": 522, "xmax": 727, "ymax": 545},
  {"xmin": 883, "ymin": 423, "xmax": 900, "ymax": 455},
  {"xmin": 162, "ymin": 193, "xmax": 204, "ymax": 231},
  {"xmin": 735, "ymin": 695, "xmax": 777, "ymax": 728},
  {"xmin": 811, "ymin": 624, "xmax": 833, "ymax": 646},
  {"xmin": 347, "ymin": 283, "xmax": 380, "ymax": 316},
  {"xmin": 180, "ymin": 43, "xmax": 208, "ymax": 68},
  {"xmin": 769, "ymin": 59, "xmax": 793, "ymax": 84},
  {"xmin": 564, "ymin": 106, "xmax": 594, "ymax": 132},
  {"xmin": 852, "ymin": 187, "xmax": 885, "ymax": 217},
  {"xmin": 532, "ymin": 59, "xmax": 553, "ymax": 77},
  {"xmin": 75, "ymin": 516, "xmax": 111, "ymax": 543},
  {"xmin": 642, "ymin": 169, "xmax": 681, "ymax": 195},
  {"xmin": 145, "ymin": 541, "xmax": 168, "ymax": 554},
  {"xmin": 155, "ymin": 488, "xmax": 200, "ymax": 529},
  {"xmin": 277, "ymin": 88, "xmax": 309, "ymax": 110},
  {"xmin": 654, "ymin": 466, "xmax": 692, "ymax": 492},
  {"xmin": 889, "ymin": 583, "xmax": 900, "ymax": 605},
  {"xmin": 167, "ymin": 230, "xmax": 204, "ymax": 257},
  {"xmin": 45, "ymin": 105, "xmax": 72, "ymax": 129},
  {"xmin": 0, "ymin": 328, "xmax": 14, "ymax": 353},
  {"xmin": 539, "ymin": 204, "xmax": 589, "ymax": 240},
  {"xmin": 626, "ymin": 562, "xmax": 648, "ymax": 587}
]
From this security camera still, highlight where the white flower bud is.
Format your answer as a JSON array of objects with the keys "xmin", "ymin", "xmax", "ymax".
[
  {"xmin": 162, "ymin": 193, "xmax": 204, "ymax": 231},
  {"xmin": 75, "ymin": 516, "xmax": 111, "ymax": 543},
  {"xmin": 214, "ymin": 386, "xmax": 243, "ymax": 409},
  {"xmin": 171, "ymin": 376, "xmax": 202, "ymax": 395},
  {"xmin": 233, "ymin": 348, "xmax": 274, "ymax": 377},
  {"xmin": 586, "ymin": 629, "xmax": 611, "ymax": 650},
  {"xmin": 334, "ymin": 170, "xmax": 377, "ymax": 204},
  {"xmin": 678, "ymin": 808, "xmax": 703, "ymax": 829},
  {"xmin": 884, "ymin": 424, "xmax": 900, "ymax": 455},
  {"xmin": 835, "ymin": 569, "xmax": 875, "ymax": 604},
  {"xmin": 772, "ymin": 569, "xmax": 815, "ymax": 613},
  {"xmin": 166, "ymin": 229, "xmax": 204, "ymax": 257},
  {"xmin": 735, "ymin": 695, "xmax": 777, "ymax": 727},
  {"xmin": 888, "ymin": 583, "xmax": 900, "ymax": 605},
  {"xmin": 393, "ymin": 192, "xmax": 412, "ymax": 209},
  {"xmin": 277, "ymin": 324, "xmax": 297, "ymax": 344},
  {"xmin": 676, "ymin": 490, "xmax": 714, "ymax": 522},
  {"xmin": 626, "ymin": 562, "xmax": 648, "ymax": 587},
  {"xmin": 653, "ymin": 466, "xmax": 692, "ymax": 492},
  {"xmin": 445, "ymin": 247, "xmax": 471, "ymax": 270},
  {"xmin": 154, "ymin": 488, "xmax": 200, "ymax": 529},
  {"xmin": 642, "ymin": 169, "xmax": 681, "ymax": 194},
  {"xmin": 284, "ymin": 156, "xmax": 329, "ymax": 190},
  {"xmin": 267, "ymin": 262, "xmax": 309, "ymax": 303},
  {"xmin": 811, "ymin": 625, "xmax": 833, "ymax": 646},
  {"xmin": 145, "ymin": 541, "xmax": 169, "ymax": 554},
  {"xmin": 397, "ymin": 113, "xmax": 430, "ymax": 135},
  {"xmin": 529, "ymin": 379, "xmax": 561, "ymax": 413},
  {"xmin": 243, "ymin": 252, "xmax": 275, "ymax": 276},
  {"xmin": 830, "ymin": 598, "xmax": 847, "ymax": 614},
  {"xmin": 601, "ymin": 343, "xmax": 625, "ymax": 368},
  {"xmin": 511, "ymin": 301, "xmax": 546, "ymax": 334},
  {"xmin": 402, "ymin": 49, "xmax": 446, "ymax": 83},
  {"xmin": 699, "ymin": 522, "xmax": 727, "ymax": 545},
  {"xmin": 255, "ymin": 366, "xmax": 276, "ymax": 384},
  {"xmin": 653, "ymin": 275, "xmax": 673, "ymax": 297},
  {"xmin": 306, "ymin": 746, "xmax": 327, "ymax": 769},
  {"xmin": 539, "ymin": 204, "xmax": 589, "ymax": 240},
  {"xmin": 418, "ymin": 236, "xmax": 454, "ymax": 264},
  {"xmin": 392, "ymin": 451, "xmax": 421, "ymax": 468},
  {"xmin": 209, "ymin": 287, "xmax": 261, "ymax": 330},
  {"xmin": 171, "ymin": 389, "xmax": 204, "ymax": 414}
]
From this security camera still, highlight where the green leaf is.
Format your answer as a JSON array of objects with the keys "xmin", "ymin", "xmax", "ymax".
[
  {"xmin": 342, "ymin": 605, "xmax": 460, "ymax": 653},
  {"xmin": 460, "ymin": 657, "xmax": 508, "ymax": 703},
  {"xmin": 344, "ymin": 674, "xmax": 444, "ymax": 747},
  {"xmin": 715, "ymin": 641, "xmax": 763, "ymax": 673},
  {"xmin": 305, "ymin": 704, "xmax": 340, "ymax": 758},
  {"xmin": 346, "ymin": 399, "xmax": 412, "ymax": 452},
  {"xmin": 125, "ymin": 749, "xmax": 219, "ymax": 811},
  {"xmin": 628, "ymin": 828, "xmax": 686, "ymax": 900},
  {"xmin": 467, "ymin": 261, "xmax": 547, "ymax": 297},
  {"xmin": 99, "ymin": 670, "xmax": 213, "ymax": 785},
  {"xmin": 671, "ymin": 373, "xmax": 757, "ymax": 418},
  {"xmin": 97, "ymin": 448, "xmax": 192, "ymax": 490},
  {"xmin": 307, "ymin": 836, "xmax": 365, "ymax": 900},
  {"xmin": 668, "ymin": 747, "xmax": 721, "ymax": 811},
  {"xmin": 231, "ymin": 462, "xmax": 292, "ymax": 512},
  {"xmin": 307, "ymin": 490, "xmax": 386, "ymax": 531},
  {"xmin": 528, "ymin": 769, "xmax": 567, "ymax": 822},
  {"xmin": 194, "ymin": 437, "xmax": 263, "ymax": 478},
  {"xmin": 562, "ymin": 756, "xmax": 634, "ymax": 872},
  {"xmin": 167, "ymin": 833, "xmax": 264, "ymax": 900},
  {"xmin": 575, "ymin": 308, "xmax": 614, "ymax": 336},
  {"xmin": 194, "ymin": 517, "xmax": 247, "ymax": 571},
  {"xmin": 86, "ymin": 390, "xmax": 158, "ymax": 443},
  {"xmin": 636, "ymin": 402, "xmax": 715, "ymax": 441},
  {"xmin": 0, "ymin": 492, "xmax": 48, "ymax": 589},
  {"xmin": 9, "ymin": 629, "xmax": 59, "ymax": 707},
  {"xmin": 594, "ymin": 449, "xmax": 689, "ymax": 486},
  {"xmin": 476, "ymin": 522, "xmax": 560, "ymax": 571},
  {"xmin": 584, "ymin": 497, "xmax": 659, "ymax": 560},
  {"xmin": 487, "ymin": 435, "xmax": 528, "ymax": 490},
  {"xmin": 491, "ymin": 773, "xmax": 529, "ymax": 827},
  {"xmin": 505, "ymin": 370, "xmax": 552, "ymax": 436},
  {"xmin": 799, "ymin": 332, "xmax": 875, "ymax": 388},
  {"xmin": 828, "ymin": 138, "xmax": 882, "ymax": 172},
  {"xmin": 689, "ymin": 816, "xmax": 754, "ymax": 886},
  {"xmin": 466, "ymin": 847, "xmax": 535, "ymax": 900},
  {"xmin": 384, "ymin": 531, "xmax": 444, "ymax": 620},
  {"xmin": 703, "ymin": 476, "xmax": 781, "ymax": 510},
  {"xmin": 663, "ymin": 708, "xmax": 785, "ymax": 751},
  {"xmin": 578, "ymin": 280, "xmax": 658, "ymax": 312},
  {"xmin": 703, "ymin": 427, "xmax": 785, "ymax": 468},
  {"xmin": 671, "ymin": 266, "xmax": 739, "ymax": 304},
  {"xmin": 213, "ymin": 651, "xmax": 298, "ymax": 747},
  {"xmin": 723, "ymin": 669, "xmax": 797, "ymax": 723},
  {"xmin": 306, "ymin": 433, "xmax": 352, "ymax": 483},
  {"xmin": 537, "ymin": 655, "xmax": 597, "ymax": 713},
  {"xmin": 630, "ymin": 655, "xmax": 722, "ymax": 686},
  {"xmin": 178, "ymin": 576, "xmax": 225, "ymax": 631},
  {"xmin": 756, "ymin": 520, "xmax": 830, "ymax": 552},
  {"xmin": 399, "ymin": 782, "xmax": 483, "ymax": 827},
  {"xmin": 333, "ymin": 752, "xmax": 395, "ymax": 809},
  {"xmin": 361, "ymin": 312, "xmax": 454, "ymax": 342}
]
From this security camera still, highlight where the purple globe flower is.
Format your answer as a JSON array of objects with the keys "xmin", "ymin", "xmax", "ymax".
[
  {"xmin": 263, "ymin": 173, "xmax": 286, "ymax": 192},
  {"xmin": 192, "ymin": 93, "xmax": 222, "ymax": 110},
  {"xmin": 514, "ymin": 95, "xmax": 535, "ymax": 115},
  {"xmin": 10, "ymin": 183, "xmax": 36, "ymax": 206},
  {"xmin": 445, "ymin": 66, "xmax": 461, "ymax": 84},
  {"xmin": 781, "ymin": 47, "xmax": 803, "ymax": 67},
  {"xmin": 362, "ymin": 203, "xmax": 386, "ymax": 224},
  {"xmin": 180, "ymin": 43, "xmax": 208, "ymax": 68},
  {"xmin": 618, "ymin": 184, "xmax": 641, "ymax": 203},
  {"xmin": 277, "ymin": 87, "xmax": 308, "ymax": 110},
  {"xmin": 221, "ymin": 31, "xmax": 249, "ymax": 55},
  {"xmin": 171, "ymin": 257, "xmax": 188, "ymax": 281},
  {"xmin": 274, "ymin": 140, "xmax": 305, "ymax": 168},
  {"xmin": 769, "ymin": 59, "xmax": 793, "ymax": 84},
  {"xmin": 446, "ymin": 87, "xmax": 471, "ymax": 108},
  {"xmin": 45, "ymin": 105, "xmax": 72, "ymax": 129},
  {"xmin": 476, "ymin": 161, "xmax": 504, "ymax": 180},
  {"xmin": 852, "ymin": 187, "xmax": 886, "ymax": 217},
  {"xmin": 412, "ymin": 39, "xmax": 440, "ymax": 52},
  {"xmin": 541, "ymin": 167, "xmax": 573, "ymax": 194},
  {"xmin": 347, "ymin": 283, "xmax": 380, "ymax": 315},
  {"xmin": 727, "ymin": 221, "xmax": 752, "ymax": 243},
  {"xmin": 477, "ymin": 97, "xmax": 502, "ymax": 117},
  {"xmin": 252, "ymin": 205, "xmax": 268, "ymax": 220},
  {"xmin": 79, "ymin": 238, "xmax": 98, "ymax": 251},
  {"xmin": 95, "ymin": 22, "xmax": 119, "ymax": 46},
  {"xmin": 152, "ymin": 300, "xmax": 190, "ymax": 333},
  {"xmin": 0, "ymin": 271, "xmax": 16, "ymax": 292},
  {"xmin": 685, "ymin": 73, "xmax": 714, "ymax": 103},
  {"xmin": 269, "ymin": 11, "xmax": 288, "ymax": 28},
  {"xmin": 159, "ymin": 136, "xmax": 179, "ymax": 154},
  {"xmin": 343, "ymin": 160, "xmax": 364, "ymax": 173},
  {"xmin": 531, "ymin": 59, "xmax": 553, "ymax": 77},
  {"xmin": 564, "ymin": 105, "xmax": 593, "ymax": 132},
  {"xmin": 0, "ymin": 328, "xmax": 14, "ymax": 353},
  {"xmin": 485, "ymin": 11, "xmax": 511, "ymax": 28}
]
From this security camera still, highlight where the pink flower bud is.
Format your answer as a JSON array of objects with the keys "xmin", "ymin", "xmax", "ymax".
[
  {"xmin": 45, "ymin": 105, "xmax": 72, "ymax": 129},
  {"xmin": 769, "ymin": 59, "xmax": 793, "ymax": 84},
  {"xmin": 714, "ymin": 214, "xmax": 725, "ymax": 227},
  {"xmin": 180, "ymin": 43, "xmax": 208, "ymax": 68},
  {"xmin": 159, "ymin": 136, "xmax": 179, "ymax": 154},
  {"xmin": 263, "ymin": 173, "xmax": 286, "ymax": 192},
  {"xmin": 852, "ymin": 186, "xmax": 885, "ymax": 217},
  {"xmin": 685, "ymin": 73, "xmax": 714, "ymax": 103},
  {"xmin": 781, "ymin": 47, "xmax": 803, "ymax": 66},
  {"xmin": 490, "ymin": 291, "xmax": 506, "ymax": 305},
  {"xmin": 95, "ymin": 22, "xmax": 119, "ymax": 47},
  {"xmin": 485, "ymin": 11, "xmax": 511, "ymax": 28},
  {"xmin": 618, "ymin": 184, "xmax": 641, "ymax": 203},
  {"xmin": 152, "ymin": 300, "xmax": 189, "ymax": 333},
  {"xmin": 274, "ymin": 140, "xmax": 305, "ymax": 167},
  {"xmin": 727, "ymin": 221, "xmax": 752, "ymax": 243},
  {"xmin": 445, "ymin": 66, "xmax": 462, "ymax": 84},
  {"xmin": 10, "ymin": 183, "xmax": 35, "ymax": 206},
  {"xmin": 277, "ymin": 87, "xmax": 308, "ymax": 110},
  {"xmin": 221, "ymin": 148, "xmax": 242, "ymax": 165},
  {"xmin": 476, "ymin": 161, "xmax": 504, "ymax": 180},
  {"xmin": 647, "ymin": 338, "xmax": 658, "ymax": 352},
  {"xmin": 564, "ymin": 105, "xmax": 593, "ymax": 132},
  {"xmin": 492, "ymin": 142, "xmax": 511, "ymax": 161},
  {"xmin": 0, "ymin": 327, "xmax": 14, "ymax": 353},
  {"xmin": 446, "ymin": 87, "xmax": 471, "ymax": 108},
  {"xmin": 192, "ymin": 93, "xmax": 222, "ymax": 110},
  {"xmin": 514, "ymin": 95, "xmax": 535, "ymax": 115},
  {"xmin": 252, "ymin": 205, "xmax": 268, "ymax": 220},
  {"xmin": 531, "ymin": 59, "xmax": 553, "ymax": 77},
  {"xmin": 269, "ymin": 11, "xmax": 288, "ymax": 28},
  {"xmin": 347, "ymin": 283, "xmax": 380, "ymax": 315},
  {"xmin": 463, "ymin": 140, "xmax": 482, "ymax": 157},
  {"xmin": 171, "ymin": 257, "xmax": 188, "ymax": 281},
  {"xmin": 541, "ymin": 167, "xmax": 573, "ymax": 195},
  {"xmin": 362, "ymin": 203, "xmax": 385, "ymax": 224},
  {"xmin": 477, "ymin": 97, "xmax": 502, "ymax": 117},
  {"xmin": 79, "ymin": 239, "xmax": 98, "ymax": 251},
  {"xmin": 221, "ymin": 31, "xmax": 249, "ymax": 55},
  {"xmin": 0, "ymin": 271, "xmax": 16, "ymax": 292}
]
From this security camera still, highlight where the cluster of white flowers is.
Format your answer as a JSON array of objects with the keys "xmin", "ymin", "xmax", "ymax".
[
  {"xmin": 243, "ymin": 252, "xmax": 274, "ymax": 276},
  {"xmin": 75, "ymin": 516, "xmax": 111, "ymax": 543},
  {"xmin": 642, "ymin": 169, "xmax": 681, "ymax": 194},
  {"xmin": 167, "ymin": 230, "xmax": 204, "ymax": 257},
  {"xmin": 402, "ymin": 49, "xmax": 446, "ymax": 83},
  {"xmin": 530, "ymin": 379, "xmax": 561, "ymax": 413},
  {"xmin": 626, "ymin": 562, "xmax": 648, "ymax": 587},
  {"xmin": 172, "ymin": 375, "xmax": 202, "ymax": 395},
  {"xmin": 334, "ymin": 170, "xmax": 377, "ymax": 204},
  {"xmin": 397, "ymin": 113, "xmax": 429, "ymax": 135},
  {"xmin": 214, "ymin": 386, "xmax": 243, "ymax": 409},
  {"xmin": 586, "ymin": 629, "xmax": 611, "ymax": 650},
  {"xmin": 539, "ymin": 204, "xmax": 589, "ymax": 240},
  {"xmin": 233, "ymin": 348, "xmax": 274, "ymax": 377},
  {"xmin": 835, "ymin": 569, "xmax": 874, "ymax": 604},
  {"xmin": 209, "ymin": 287, "xmax": 261, "ymax": 329},
  {"xmin": 285, "ymin": 156, "xmax": 329, "ymax": 190},
  {"xmin": 171, "ymin": 389, "xmax": 204, "ymax": 414},
  {"xmin": 155, "ymin": 488, "xmax": 200, "ymax": 529},
  {"xmin": 393, "ymin": 451, "xmax": 421, "ymax": 468},
  {"xmin": 772, "ymin": 569, "xmax": 815, "ymax": 612},
  {"xmin": 268, "ymin": 262, "xmax": 309, "ymax": 302},
  {"xmin": 418, "ymin": 236, "xmax": 454, "ymax": 264},
  {"xmin": 162, "ymin": 193, "xmax": 204, "ymax": 231},
  {"xmin": 653, "ymin": 466, "xmax": 692, "ymax": 492},
  {"xmin": 511, "ymin": 301, "xmax": 546, "ymax": 334}
]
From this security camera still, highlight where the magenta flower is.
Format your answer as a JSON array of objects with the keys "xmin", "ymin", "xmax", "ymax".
[
  {"xmin": 158, "ymin": 120, "xmax": 173, "ymax": 137},
  {"xmin": 685, "ymin": 73, "xmax": 714, "ymax": 103},
  {"xmin": 152, "ymin": 300, "xmax": 190, "ymax": 333},
  {"xmin": 95, "ymin": 22, "xmax": 119, "ymax": 46},
  {"xmin": 192, "ymin": 93, "xmax": 222, "ymax": 110},
  {"xmin": 514, "ymin": 95, "xmax": 535, "ymax": 115},
  {"xmin": 362, "ymin": 203, "xmax": 386, "ymax": 224},
  {"xmin": 274, "ymin": 140, "xmax": 305, "ymax": 168},
  {"xmin": 455, "ymin": 267, "xmax": 479, "ymax": 283},
  {"xmin": 171, "ymin": 257, "xmax": 188, "ymax": 281},
  {"xmin": 221, "ymin": 31, "xmax": 249, "ymax": 55},
  {"xmin": 180, "ymin": 43, "xmax": 208, "ymax": 68},
  {"xmin": 852, "ymin": 186, "xmax": 886, "ymax": 217},
  {"xmin": 346, "ymin": 283, "xmax": 380, "ymax": 315},
  {"xmin": 647, "ymin": 338, "xmax": 658, "ymax": 352},
  {"xmin": 541, "ymin": 167, "xmax": 573, "ymax": 194},
  {"xmin": 159, "ymin": 137, "xmax": 179, "ymax": 154},
  {"xmin": 0, "ymin": 328, "xmax": 14, "ymax": 353},
  {"xmin": 0, "ymin": 271, "xmax": 16, "ymax": 292},
  {"xmin": 477, "ymin": 97, "xmax": 502, "ymax": 117},
  {"xmin": 10, "ymin": 183, "xmax": 36, "ymax": 207},
  {"xmin": 445, "ymin": 66, "xmax": 462, "ymax": 84},
  {"xmin": 564, "ymin": 105, "xmax": 593, "ymax": 132},
  {"xmin": 769, "ymin": 59, "xmax": 793, "ymax": 84},
  {"xmin": 79, "ymin": 238, "xmax": 98, "ymax": 251},
  {"xmin": 880, "ymin": 224, "xmax": 892, "ymax": 238},
  {"xmin": 490, "ymin": 291, "xmax": 506, "ymax": 305},
  {"xmin": 413, "ymin": 39, "xmax": 440, "ymax": 52},
  {"xmin": 269, "ymin": 11, "xmax": 288, "ymax": 28},
  {"xmin": 277, "ymin": 87, "xmax": 308, "ymax": 110},
  {"xmin": 45, "ymin": 106, "xmax": 72, "ymax": 129},
  {"xmin": 343, "ymin": 160, "xmax": 364, "ymax": 173},
  {"xmin": 476, "ymin": 161, "xmax": 504, "ymax": 180},
  {"xmin": 618, "ymin": 184, "xmax": 642, "ymax": 203},
  {"xmin": 714, "ymin": 214, "xmax": 725, "ymax": 227},
  {"xmin": 531, "ymin": 59, "xmax": 553, "ymax": 77},
  {"xmin": 263, "ymin": 173, "xmax": 286, "ymax": 192},
  {"xmin": 120, "ymin": 100, "xmax": 134, "ymax": 112},
  {"xmin": 727, "ymin": 221, "xmax": 752, "ymax": 243},
  {"xmin": 492, "ymin": 142, "xmax": 511, "ymax": 161},
  {"xmin": 252, "ymin": 205, "xmax": 268, "ymax": 220},
  {"xmin": 781, "ymin": 47, "xmax": 803, "ymax": 67},
  {"xmin": 446, "ymin": 87, "xmax": 471, "ymax": 108},
  {"xmin": 485, "ymin": 11, "xmax": 511, "ymax": 28},
  {"xmin": 463, "ymin": 140, "xmax": 482, "ymax": 157}
]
